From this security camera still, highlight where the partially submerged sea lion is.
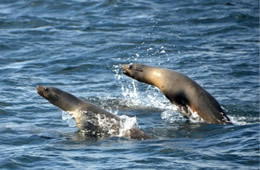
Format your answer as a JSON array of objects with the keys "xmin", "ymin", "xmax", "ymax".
[
  {"xmin": 36, "ymin": 85, "xmax": 150, "ymax": 140},
  {"xmin": 121, "ymin": 63, "xmax": 231, "ymax": 124}
]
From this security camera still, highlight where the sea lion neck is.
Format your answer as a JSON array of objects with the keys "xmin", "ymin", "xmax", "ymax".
[
  {"xmin": 143, "ymin": 67, "xmax": 165, "ymax": 88},
  {"xmin": 54, "ymin": 91, "xmax": 84, "ymax": 112}
]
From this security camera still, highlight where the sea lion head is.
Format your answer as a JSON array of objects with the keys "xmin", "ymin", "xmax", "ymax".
[
  {"xmin": 36, "ymin": 86, "xmax": 61, "ymax": 106},
  {"xmin": 121, "ymin": 63, "xmax": 147, "ymax": 82},
  {"xmin": 36, "ymin": 85, "xmax": 81, "ymax": 111},
  {"xmin": 121, "ymin": 63, "xmax": 164, "ymax": 87}
]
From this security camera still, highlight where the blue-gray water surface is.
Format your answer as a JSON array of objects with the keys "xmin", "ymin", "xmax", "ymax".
[{"xmin": 0, "ymin": 0, "xmax": 259, "ymax": 169}]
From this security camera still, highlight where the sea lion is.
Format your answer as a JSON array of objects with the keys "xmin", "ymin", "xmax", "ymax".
[
  {"xmin": 36, "ymin": 85, "xmax": 150, "ymax": 140},
  {"xmin": 121, "ymin": 63, "xmax": 231, "ymax": 124}
]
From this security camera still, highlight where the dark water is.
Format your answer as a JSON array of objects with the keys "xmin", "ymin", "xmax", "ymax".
[{"xmin": 0, "ymin": 0, "xmax": 259, "ymax": 169}]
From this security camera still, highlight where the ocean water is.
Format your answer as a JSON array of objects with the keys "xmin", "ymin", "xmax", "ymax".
[{"xmin": 0, "ymin": 0, "xmax": 259, "ymax": 169}]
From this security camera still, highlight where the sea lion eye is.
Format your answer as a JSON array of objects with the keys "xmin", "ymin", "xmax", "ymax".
[{"xmin": 44, "ymin": 87, "xmax": 49, "ymax": 92}]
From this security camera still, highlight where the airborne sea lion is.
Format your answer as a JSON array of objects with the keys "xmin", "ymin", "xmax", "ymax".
[
  {"xmin": 121, "ymin": 63, "xmax": 231, "ymax": 124},
  {"xmin": 36, "ymin": 85, "xmax": 150, "ymax": 140}
]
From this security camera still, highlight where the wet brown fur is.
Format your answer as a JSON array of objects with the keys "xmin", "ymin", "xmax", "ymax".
[
  {"xmin": 122, "ymin": 63, "xmax": 231, "ymax": 124},
  {"xmin": 36, "ymin": 85, "xmax": 151, "ymax": 140}
]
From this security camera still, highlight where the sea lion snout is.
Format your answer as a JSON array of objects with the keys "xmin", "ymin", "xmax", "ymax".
[
  {"xmin": 36, "ymin": 85, "xmax": 43, "ymax": 95},
  {"xmin": 121, "ymin": 63, "xmax": 142, "ymax": 75},
  {"xmin": 121, "ymin": 64, "xmax": 131, "ymax": 75},
  {"xmin": 36, "ymin": 85, "xmax": 51, "ymax": 98}
]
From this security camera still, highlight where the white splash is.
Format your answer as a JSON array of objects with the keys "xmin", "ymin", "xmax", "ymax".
[
  {"xmin": 161, "ymin": 109, "xmax": 187, "ymax": 123},
  {"xmin": 61, "ymin": 109, "xmax": 139, "ymax": 138},
  {"xmin": 228, "ymin": 115, "xmax": 250, "ymax": 125},
  {"xmin": 96, "ymin": 113, "xmax": 119, "ymax": 135},
  {"xmin": 62, "ymin": 111, "xmax": 76, "ymax": 127},
  {"xmin": 114, "ymin": 64, "xmax": 174, "ymax": 109},
  {"xmin": 118, "ymin": 115, "xmax": 138, "ymax": 137},
  {"xmin": 119, "ymin": 79, "xmax": 172, "ymax": 109},
  {"xmin": 187, "ymin": 105, "xmax": 204, "ymax": 123}
]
